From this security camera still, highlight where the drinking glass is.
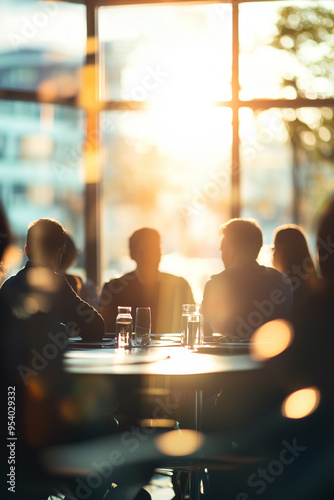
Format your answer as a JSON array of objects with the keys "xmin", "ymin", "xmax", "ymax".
[
  {"xmin": 135, "ymin": 307, "xmax": 151, "ymax": 346},
  {"xmin": 116, "ymin": 306, "xmax": 132, "ymax": 348},
  {"xmin": 181, "ymin": 304, "xmax": 200, "ymax": 346},
  {"xmin": 185, "ymin": 313, "xmax": 203, "ymax": 348}
]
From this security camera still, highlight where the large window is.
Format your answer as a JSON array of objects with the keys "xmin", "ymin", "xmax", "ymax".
[
  {"xmin": 0, "ymin": 1, "xmax": 86, "ymax": 277},
  {"xmin": 0, "ymin": 0, "xmax": 334, "ymax": 299}
]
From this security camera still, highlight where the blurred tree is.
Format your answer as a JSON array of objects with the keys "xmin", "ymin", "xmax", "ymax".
[{"xmin": 271, "ymin": 4, "xmax": 334, "ymax": 223}]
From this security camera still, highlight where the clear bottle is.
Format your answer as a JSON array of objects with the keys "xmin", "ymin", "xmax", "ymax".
[{"xmin": 116, "ymin": 306, "xmax": 133, "ymax": 348}]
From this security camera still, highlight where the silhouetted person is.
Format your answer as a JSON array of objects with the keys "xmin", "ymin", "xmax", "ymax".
[
  {"xmin": 272, "ymin": 224, "xmax": 321, "ymax": 323},
  {"xmin": 99, "ymin": 227, "xmax": 194, "ymax": 334},
  {"xmin": 204, "ymin": 215, "xmax": 334, "ymax": 499},
  {"xmin": 202, "ymin": 218, "xmax": 293, "ymax": 339},
  {"xmin": 0, "ymin": 218, "xmax": 105, "ymax": 342},
  {"xmin": 0, "ymin": 216, "xmax": 151, "ymax": 500},
  {"xmin": 281, "ymin": 198, "xmax": 334, "ymax": 391}
]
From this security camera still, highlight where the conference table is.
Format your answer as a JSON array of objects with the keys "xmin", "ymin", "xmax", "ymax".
[{"xmin": 56, "ymin": 334, "xmax": 263, "ymax": 499}]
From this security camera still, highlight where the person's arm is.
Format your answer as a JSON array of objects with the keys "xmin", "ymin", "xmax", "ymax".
[
  {"xmin": 59, "ymin": 277, "xmax": 105, "ymax": 341},
  {"xmin": 98, "ymin": 281, "xmax": 119, "ymax": 333}
]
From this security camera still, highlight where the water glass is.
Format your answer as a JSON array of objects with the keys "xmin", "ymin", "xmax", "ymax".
[
  {"xmin": 135, "ymin": 307, "xmax": 151, "ymax": 346},
  {"xmin": 116, "ymin": 306, "xmax": 132, "ymax": 348},
  {"xmin": 181, "ymin": 304, "xmax": 200, "ymax": 346},
  {"xmin": 185, "ymin": 313, "xmax": 203, "ymax": 348}
]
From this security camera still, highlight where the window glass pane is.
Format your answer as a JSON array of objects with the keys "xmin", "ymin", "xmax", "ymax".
[
  {"xmin": 100, "ymin": 108, "xmax": 232, "ymax": 303},
  {"xmin": 0, "ymin": 1, "xmax": 86, "ymax": 95},
  {"xmin": 240, "ymin": 107, "xmax": 334, "ymax": 263},
  {"xmin": 99, "ymin": 3, "xmax": 232, "ymax": 102},
  {"xmin": 0, "ymin": 100, "xmax": 85, "ymax": 277},
  {"xmin": 239, "ymin": 1, "xmax": 334, "ymax": 100}
]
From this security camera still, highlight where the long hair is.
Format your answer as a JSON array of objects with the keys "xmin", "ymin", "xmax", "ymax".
[{"xmin": 273, "ymin": 224, "xmax": 318, "ymax": 289}]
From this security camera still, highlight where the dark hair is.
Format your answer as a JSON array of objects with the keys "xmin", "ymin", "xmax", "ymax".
[
  {"xmin": 27, "ymin": 218, "xmax": 66, "ymax": 262},
  {"xmin": 0, "ymin": 201, "xmax": 12, "ymax": 262},
  {"xmin": 129, "ymin": 227, "xmax": 161, "ymax": 254},
  {"xmin": 273, "ymin": 224, "xmax": 317, "ymax": 275},
  {"xmin": 220, "ymin": 218, "xmax": 263, "ymax": 260},
  {"xmin": 317, "ymin": 198, "xmax": 334, "ymax": 280}
]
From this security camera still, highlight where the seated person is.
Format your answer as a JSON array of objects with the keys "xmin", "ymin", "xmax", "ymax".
[
  {"xmin": 205, "ymin": 209, "xmax": 334, "ymax": 500},
  {"xmin": 202, "ymin": 218, "xmax": 293, "ymax": 340},
  {"xmin": 0, "ymin": 218, "xmax": 105, "ymax": 342},
  {"xmin": 99, "ymin": 227, "xmax": 194, "ymax": 333},
  {"xmin": 272, "ymin": 224, "xmax": 321, "ymax": 323},
  {"xmin": 0, "ymin": 214, "xmax": 151, "ymax": 500}
]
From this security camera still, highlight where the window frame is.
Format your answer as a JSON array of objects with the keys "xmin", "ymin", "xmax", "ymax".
[{"xmin": 1, "ymin": 0, "xmax": 333, "ymax": 285}]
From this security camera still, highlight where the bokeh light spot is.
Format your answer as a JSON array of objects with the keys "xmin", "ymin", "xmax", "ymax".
[
  {"xmin": 250, "ymin": 319, "xmax": 294, "ymax": 361},
  {"xmin": 155, "ymin": 429, "xmax": 204, "ymax": 456},
  {"xmin": 282, "ymin": 387, "xmax": 320, "ymax": 419}
]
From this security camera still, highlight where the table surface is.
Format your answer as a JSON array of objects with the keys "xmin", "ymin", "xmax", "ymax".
[{"xmin": 64, "ymin": 338, "xmax": 261, "ymax": 376}]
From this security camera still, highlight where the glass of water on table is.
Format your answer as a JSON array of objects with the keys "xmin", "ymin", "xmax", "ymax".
[
  {"xmin": 135, "ymin": 307, "xmax": 151, "ymax": 346},
  {"xmin": 185, "ymin": 312, "xmax": 203, "ymax": 348},
  {"xmin": 116, "ymin": 306, "xmax": 133, "ymax": 348},
  {"xmin": 181, "ymin": 304, "xmax": 202, "ymax": 346}
]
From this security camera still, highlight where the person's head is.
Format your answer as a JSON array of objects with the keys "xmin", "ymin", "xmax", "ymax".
[
  {"xmin": 317, "ymin": 198, "xmax": 334, "ymax": 281},
  {"xmin": 25, "ymin": 218, "xmax": 66, "ymax": 270},
  {"xmin": 129, "ymin": 227, "xmax": 161, "ymax": 280},
  {"xmin": 219, "ymin": 218, "xmax": 263, "ymax": 268},
  {"xmin": 272, "ymin": 224, "xmax": 315, "ymax": 275},
  {"xmin": 59, "ymin": 232, "xmax": 78, "ymax": 273}
]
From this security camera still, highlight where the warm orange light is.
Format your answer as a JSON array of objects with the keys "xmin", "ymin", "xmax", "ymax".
[
  {"xmin": 77, "ymin": 65, "xmax": 101, "ymax": 111},
  {"xmin": 27, "ymin": 267, "xmax": 59, "ymax": 293},
  {"xmin": 38, "ymin": 79, "xmax": 58, "ymax": 102},
  {"xmin": 27, "ymin": 379, "xmax": 45, "ymax": 400},
  {"xmin": 1, "ymin": 245, "xmax": 23, "ymax": 271},
  {"xmin": 250, "ymin": 319, "xmax": 294, "ymax": 361},
  {"xmin": 23, "ymin": 296, "xmax": 39, "ymax": 316},
  {"xmin": 282, "ymin": 387, "xmax": 320, "ymax": 419},
  {"xmin": 38, "ymin": 75, "xmax": 78, "ymax": 101},
  {"xmin": 155, "ymin": 429, "xmax": 204, "ymax": 456},
  {"xmin": 59, "ymin": 399, "xmax": 79, "ymax": 423},
  {"xmin": 86, "ymin": 36, "xmax": 97, "ymax": 55}
]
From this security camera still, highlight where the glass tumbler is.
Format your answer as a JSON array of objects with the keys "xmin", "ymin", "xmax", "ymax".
[
  {"xmin": 181, "ymin": 304, "xmax": 200, "ymax": 346},
  {"xmin": 185, "ymin": 313, "xmax": 203, "ymax": 348},
  {"xmin": 116, "ymin": 306, "xmax": 132, "ymax": 348},
  {"xmin": 135, "ymin": 307, "xmax": 151, "ymax": 346}
]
